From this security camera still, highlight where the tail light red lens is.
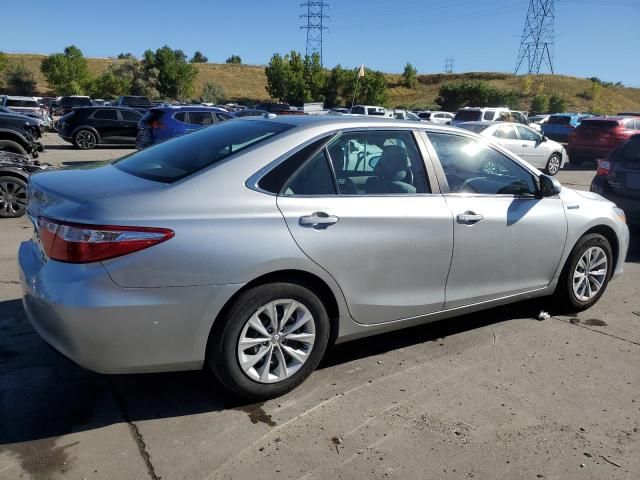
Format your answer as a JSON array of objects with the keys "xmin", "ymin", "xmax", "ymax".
[
  {"xmin": 149, "ymin": 120, "xmax": 165, "ymax": 129},
  {"xmin": 37, "ymin": 217, "xmax": 174, "ymax": 263},
  {"xmin": 596, "ymin": 159, "xmax": 610, "ymax": 176}
]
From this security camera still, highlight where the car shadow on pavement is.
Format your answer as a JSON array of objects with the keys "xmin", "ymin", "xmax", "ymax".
[
  {"xmin": 563, "ymin": 162, "xmax": 598, "ymax": 172},
  {"xmin": 0, "ymin": 295, "xmax": 550, "ymax": 446}
]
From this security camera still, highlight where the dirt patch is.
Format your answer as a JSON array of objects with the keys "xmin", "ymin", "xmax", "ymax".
[
  {"xmin": 235, "ymin": 402, "xmax": 276, "ymax": 427},
  {"xmin": 583, "ymin": 319, "xmax": 608, "ymax": 327},
  {"xmin": 3, "ymin": 438, "xmax": 79, "ymax": 480}
]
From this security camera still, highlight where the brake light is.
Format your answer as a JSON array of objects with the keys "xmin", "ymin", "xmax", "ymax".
[
  {"xmin": 596, "ymin": 159, "xmax": 610, "ymax": 176},
  {"xmin": 37, "ymin": 217, "xmax": 174, "ymax": 263},
  {"xmin": 149, "ymin": 120, "xmax": 165, "ymax": 129}
]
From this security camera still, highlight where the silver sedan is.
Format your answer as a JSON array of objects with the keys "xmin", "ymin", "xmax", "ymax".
[
  {"xmin": 457, "ymin": 121, "xmax": 567, "ymax": 175},
  {"xmin": 19, "ymin": 116, "xmax": 629, "ymax": 399}
]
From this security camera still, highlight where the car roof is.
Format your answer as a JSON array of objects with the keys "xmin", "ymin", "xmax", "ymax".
[
  {"xmin": 457, "ymin": 121, "xmax": 503, "ymax": 126},
  {"xmin": 582, "ymin": 116, "xmax": 635, "ymax": 121},
  {"xmin": 152, "ymin": 105, "xmax": 227, "ymax": 112},
  {"xmin": 4, "ymin": 96, "xmax": 37, "ymax": 101}
]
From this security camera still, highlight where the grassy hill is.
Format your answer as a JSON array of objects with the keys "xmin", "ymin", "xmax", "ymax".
[{"xmin": 5, "ymin": 53, "xmax": 640, "ymax": 114}]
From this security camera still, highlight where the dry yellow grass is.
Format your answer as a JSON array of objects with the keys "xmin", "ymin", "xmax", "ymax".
[{"xmin": 5, "ymin": 53, "xmax": 640, "ymax": 114}]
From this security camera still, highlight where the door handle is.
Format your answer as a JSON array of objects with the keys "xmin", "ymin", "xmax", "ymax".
[
  {"xmin": 457, "ymin": 211, "xmax": 483, "ymax": 225},
  {"xmin": 522, "ymin": 144, "xmax": 529, "ymax": 148},
  {"xmin": 299, "ymin": 212, "xmax": 339, "ymax": 228}
]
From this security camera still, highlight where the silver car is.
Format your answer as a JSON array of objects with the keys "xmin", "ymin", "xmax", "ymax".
[
  {"xmin": 19, "ymin": 116, "xmax": 629, "ymax": 399},
  {"xmin": 457, "ymin": 121, "xmax": 567, "ymax": 175}
]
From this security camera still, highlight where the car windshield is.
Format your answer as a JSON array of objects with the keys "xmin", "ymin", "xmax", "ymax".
[
  {"xmin": 114, "ymin": 119, "xmax": 293, "ymax": 183},
  {"xmin": 6, "ymin": 99, "xmax": 38, "ymax": 108},
  {"xmin": 457, "ymin": 123, "xmax": 488, "ymax": 133},
  {"xmin": 123, "ymin": 97, "xmax": 151, "ymax": 106},
  {"xmin": 454, "ymin": 110, "xmax": 482, "ymax": 122},
  {"xmin": 547, "ymin": 115, "xmax": 571, "ymax": 125},
  {"xmin": 62, "ymin": 97, "xmax": 91, "ymax": 106}
]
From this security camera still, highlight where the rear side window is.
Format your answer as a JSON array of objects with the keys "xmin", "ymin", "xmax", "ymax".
[
  {"xmin": 454, "ymin": 110, "xmax": 482, "ymax": 122},
  {"xmin": 282, "ymin": 149, "xmax": 337, "ymax": 196},
  {"xmin": 62, "ymin": 97, "xmax": 92, "ymax": 107},
  {"xmin": 188, "ymin": 111, "xmax": 214, "ymax": 125},
  {"xmin": 580, "ymin": 120, "xmax": 618, "ymax": 129},
  {"xmin": 216, "ymin": 113, "xmax": 233, "ymax": 121},
  {"xmin": 120, "ymin": 110, "xmax": 141, "ymax": 122},
  {"xmin": 483, "ymin": 111, "xmax": 496, "ymax": 121},
  {"xmin": 494, "ymin": 125, "xmax": 518, "ymax": 140},
  {"xmin": 7, "ymin": 99, "xmax": 38, "ymax": 108},
  {"xmin": 174, "ymin": 112, "xmax": 188, "ymax": 123},
  {"xmin": 457, "ymin": 123, "xmax": 487, "ymax": 134},
  {"xmin": 419, "ymin": 112, "xmax": 432, "ymax": 119},
  {"xmin": 351, "ymin": 106, "xmax": 365, "ymax": 115},
  {"xmin": 625, "ymin": 119, "xmax": 638, "ymax": 130},
  {"xmin": 93, "ymin": 109, "xmax": 118, "ymax": 120},
  {"xmin": 114, "ymin": 120, "xmax": 293, "ymax": 183}
]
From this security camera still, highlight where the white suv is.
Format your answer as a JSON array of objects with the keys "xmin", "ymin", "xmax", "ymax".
[
  {"xmin": 451, "ymin": 107, "xmax": 527, "ymax": 126},
  {"xmin": 418, "ymin": 111, "xmax": 454, "ymax": 124},
  {"xmin": 349, "ymin": 105, "xmax": 392, "ymax": 117}
]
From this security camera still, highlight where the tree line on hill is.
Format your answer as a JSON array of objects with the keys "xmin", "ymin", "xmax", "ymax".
[{"xmin": 0, "ymin": 47, "xmax": 624, "ymax": 114}]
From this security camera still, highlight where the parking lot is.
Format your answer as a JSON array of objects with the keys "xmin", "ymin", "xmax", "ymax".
[{"xmin": 1, "ymin": 134, "xmax": 638, "ymax": 480}]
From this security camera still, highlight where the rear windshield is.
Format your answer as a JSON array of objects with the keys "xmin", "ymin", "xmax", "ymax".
[
  {"xmin": 547, "ymin": 115, "xmax": 571, "ymax": 125},
  {"xmin": 454, "ymin": 110, "xmax": 482, "ymax": 122},
  {"xmin": 616, "ymin": 138, "xmax": 640, "ymax": 169},
  {"xmin": 418, "ymin": 112, "xmax": 431, "ymax": 119},
  {"xmin": 6, "ymin": 99, "xmax": 38, "ymax": 108},
  {"xmin": 122, "ymin": 97, "xmax": 151, "ymax": 107},
  {"xmin": 114, "ymin": 119, "xmax": 293, "ymax": 183},
  {"xmin": 456, "ymin": 123, "xmax": 487, "ymax": 133},
  {"xmin": 62, "ymin": 97, "xmax": 91, "ymax": 106},
  {"xmin": 579, "ymin": 120, "xmax": 619, "ymax": 129}
]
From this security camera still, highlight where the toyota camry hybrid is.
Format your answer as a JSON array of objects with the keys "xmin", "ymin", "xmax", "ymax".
[{"xmin": 19, "ymin": 116, "xmax": 629, "ymax": 399}]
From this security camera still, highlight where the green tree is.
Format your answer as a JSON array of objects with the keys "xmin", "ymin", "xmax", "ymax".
[
  {"xmin": 226, "ymin": 55, "xmax": 242, "ymax": 64},
  {"xmin": 530, "ymin": 93, "xmax": 549, "ymax": 114},
  {"xmin": 0, "ymin": 52, "xmax": 8, "ymax": 89},
  {"xmin": 521, "ymin": 75, "xmax": 533, "ymax": 96},
  {"xmin": 357, "ymin": 70, "xmax": 389, "ymax": 105},
  {"xmin": 117, "ymin": 52, "xmax": 135, "ymax": 60},
  {"xmin": 402, "ymin": 62, "xmax": 418, "ymax": 88},
  {"xmin": 265, "ymin": 51, "xmax": 327, "ymax": 105},
  {"xmin": 190, "ymin": 51, "xmax": 208, "ymax": 63},
  {"xmin": 265, "ymin": 53, "xmax": 291, "ymax": 102},
  {"xmin": 323, "ymin": 64, "xmax": 352, "ymax": 107},
  {"xmin": 92, "ymin": 57, "xmax": 160, "ymax": 99},
  {"xmin": 200, "ymin": 82, "xmax": 226, "ymax": 103},
  {"xmin": 144, "ymin": 46, "xmax": 198, "ymax": 99},
  {"xmin": 5, "ymin": 63, "xmax": 37, "ymax": 95},
  {"xmin": 548, "ymin": 94, "xmax": 567, "ymax": 113},
  {"xmin": 437, "ymin": 81, "xmax": 518, "ymax": 111},
  {"xmin": 41, "ymin": 45, "xmax": 91, "ymax": 95}
]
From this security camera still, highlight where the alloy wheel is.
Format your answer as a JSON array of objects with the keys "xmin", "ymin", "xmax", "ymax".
[
  {"xmin": 0, "ymin": 179, "xmax": 27, "ymax": 217},
  {"xmin": 76, "ymin": 131, "xmax": 96, "ymax": 149},
  {"xmin": 572, "ymin": 246, "xmax": 608, "ymax": 301},
  {"xmin": 547, "ymin": 155, "xmax": 561, "ymax": 175},
  {"xmin": 237, "ymin": 299, "xmax": 316, "ymax": 384}
]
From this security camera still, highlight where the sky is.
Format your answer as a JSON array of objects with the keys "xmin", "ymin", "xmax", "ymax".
[{"xmin": 1, "ymin": 0, "xmax": 639, "ymax": 86}]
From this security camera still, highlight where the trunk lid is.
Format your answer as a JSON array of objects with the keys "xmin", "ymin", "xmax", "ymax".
[
  {"xmin": 27, "ymin": 162, "xmax": 165, "ymax": 220},
  {"xmin": 573, "ymin": 120, "xmax": 620, "ymax": 147}
]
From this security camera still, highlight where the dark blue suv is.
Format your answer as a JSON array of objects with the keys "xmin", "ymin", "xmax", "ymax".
[{"xmin": 136, "ymin": 106, "xmax": 233, "ymax": 149}]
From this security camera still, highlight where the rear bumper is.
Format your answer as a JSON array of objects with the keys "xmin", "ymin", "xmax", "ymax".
[
  {"xmin": 18, "ymin": 239, "xmax": 242, "ymax": 373},
  {"xmin": 567, "ymin": 145, "xmax": 614, "ymax": 161}
]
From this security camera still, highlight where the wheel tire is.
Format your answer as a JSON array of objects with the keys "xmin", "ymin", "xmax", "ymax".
[
  {"xmin": 554, "ymin": 233, "xmax": 613, "ymax": 312},
  {"xmin": 0, "ymin": 176, "xmax": 28, "ymax": 218},
  {"xmin": 0, "ymin": 140, "xmax": 28, "ymax": 155},
  {"xmin": 207, "ymin": 282, "xmax": 330, "ymax": 400},
  {"xmin": 74, "ymin": 129, "xmax": 97, "ymax": 150},
  {"xmin": 545, "ymin": 153, "xmax": 562, "ymax": 176}
]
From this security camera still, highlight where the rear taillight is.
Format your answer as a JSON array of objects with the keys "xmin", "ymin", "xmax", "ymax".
[
  {"xmin": 596, "ymin": 159, "xmax": 611, "ymax": 176},
  {"xmin": 37, "ymin": 217, "xmax": 174, "ymax": 263},
  {"xmin": 149, "ymin": 120, "xmax": 165, "ymax": 129}
]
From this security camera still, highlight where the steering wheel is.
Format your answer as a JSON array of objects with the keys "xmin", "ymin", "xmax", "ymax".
[{"xmin": 459, "ymin": 177, "xmax": 483, "ymax": 193}]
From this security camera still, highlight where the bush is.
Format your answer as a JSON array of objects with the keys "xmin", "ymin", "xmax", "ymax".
[
  {"xmin": 548, "ymin": 94, "xmax": 567, "ymax": 113},
  {"xmin": 403, "ymin": 62, "xmax": 417, "ymax": 88},
  {"xmin": 437, "ymin": 81, "xmax": 519, "ymax": 111},
  {"xmin": 190, "ymin": 51, "xmax": 208, "ymax": 63},
  {"xmin": 5, "ymin": 63, "xmax": 36, "ymax": 95},
  {"xmin": 226, "ymin": 55, "xmax": 242, "ymax": 65},
  {"xmin": 530, "ymin": 94, "xmax": 549, "ymax": 114},
  {"xmin": 200, "ymin": 82, "xmax": 226, "ymax": 103}
]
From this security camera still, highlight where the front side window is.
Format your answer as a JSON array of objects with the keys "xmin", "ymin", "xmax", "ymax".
[
  {"xmin": 515, "ymin": 125, "xmax": 540, "ymax": 142},
  {"xmin": 93, "ymin": 109, "xmax": 118, "ymax": 120},
  {"xmin": 188, "ymin": 111, "xmax": 214, "ymax": 125},
  {"xmin": 326, "ymin": 130, "xmax": 430, "ymax": 195},
  {"xmin": 427, "ymin": 132, "xmax": 537, "ymax": 196},
  {"xmin": 351, "ymin": 106, "xmax": 365, "ymax": 115},
  {"xmin": 483, "ymin": 111, "xmax": 496, "ymax": 121}
]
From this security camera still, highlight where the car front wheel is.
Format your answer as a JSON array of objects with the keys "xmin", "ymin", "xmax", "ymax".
[
  {"xmin": 208, "ymin": 282, "xmax": 330, "ymax": 400},
  {"xmin": 545, "ymin": 153, "xmax": 562, "ymax": 175},
  {"xmin": 0, "ymin": 176, "xmax": 28, "ymax": 218},
  {"xmin": 554, "ymin": 233, "xmax": 613, "ymax": 312}
]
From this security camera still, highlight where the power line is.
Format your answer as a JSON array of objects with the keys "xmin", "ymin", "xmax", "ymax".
[
  {"xmin": 444, "ymin": 57, "xmax": 454, "ymax": 74},
  {"xmin": 515, "ymin": 0, "xmax": 556, "ymax": 74},
  {"xmin": 300, "ymin": 1, "xmax": 330, "ymax": 65}
]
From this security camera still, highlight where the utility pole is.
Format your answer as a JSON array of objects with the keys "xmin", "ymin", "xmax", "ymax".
[
  {"xmin": 515, "ymin": 0, "xmax": 556, "ymax": 74},
  {"xmin": 300, "ymin": 1, "xmax": 330, "ymax": 65},
  {"xmin": 444, "ymin": 57, "xmax": 454, "ymax": 74}
]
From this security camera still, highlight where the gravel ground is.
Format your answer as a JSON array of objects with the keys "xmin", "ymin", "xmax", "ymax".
[{"xmin": 0, "ymin": 134, "xmax": 638, "ymax": 480}]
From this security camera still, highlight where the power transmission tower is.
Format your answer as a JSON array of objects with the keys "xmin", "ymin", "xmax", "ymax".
[
  {"xmin": 300, "ymin": 1, "xmax": 330, "ymax": 65},
  {"xmin": 444, "ymin": 57, "xmax": 454, "ymax": 74},
  {"xmin": 514, "ymin": 0, "xmax": 556, "ymax": 74}
]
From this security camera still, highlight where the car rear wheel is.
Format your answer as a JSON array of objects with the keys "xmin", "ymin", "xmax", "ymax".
[
  {"xmin": 208, "ymin": 282, "xmax": 330, "ymax": 400},
  {"xmin": 0, "ymin": 176, "xmax": 28, "ymax": 218},
  {"xmin": 74, "ymin": 129, "xmax": 97, "ymax": 150},
  {"xmin": 545, "ymin": 153, "xmax": 562, "ymax": 175},
  {"xmin": 554, "ymin": 233, "xmax": 612, "ymax": 312},
  {"xmin": 0, "ymin": 140, "xmax": 28, "ymax": 155}
]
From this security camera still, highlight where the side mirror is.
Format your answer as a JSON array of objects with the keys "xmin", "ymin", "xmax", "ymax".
[
  {"xmin": 541, "ymin": 135, "xmax": 548, "ymax": 142},
  {"xmin": 538, "ymin": 174, "xmax": 561, "ymax": 197}
]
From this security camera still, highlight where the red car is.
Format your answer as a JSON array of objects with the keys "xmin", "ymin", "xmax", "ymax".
[{"xmin": 568, "ymin": 116, "xmax": 640, "ymax": 165}]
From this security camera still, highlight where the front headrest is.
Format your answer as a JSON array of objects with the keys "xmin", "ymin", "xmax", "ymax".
[{"xmin": 374, "ymin": 145, "xmax": 410, "ymax": 181}]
